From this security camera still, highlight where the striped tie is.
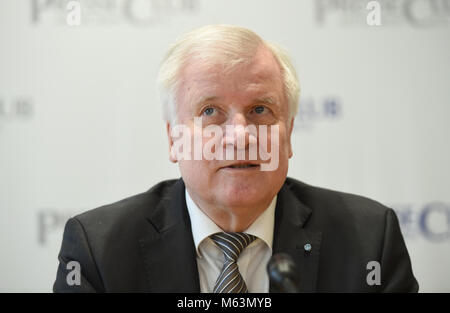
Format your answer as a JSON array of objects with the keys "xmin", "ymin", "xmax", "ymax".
[{"xmin": 210, "ymin": 232, "xmax": 257, "ymax": 293}]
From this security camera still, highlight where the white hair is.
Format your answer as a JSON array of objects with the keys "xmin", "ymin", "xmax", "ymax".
[{"xmin": 157, "ymin": 24, "xmax": 300, "ymax": 125}]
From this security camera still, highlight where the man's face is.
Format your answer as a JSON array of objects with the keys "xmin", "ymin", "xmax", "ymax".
[{"xmin": 168, "ymin": 46, "xmax": 294, "ymax": 213}]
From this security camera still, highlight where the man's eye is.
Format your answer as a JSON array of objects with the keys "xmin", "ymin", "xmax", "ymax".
[
  {"xmin": 203, "ymin": 107, "xmax": 216, "ymax": 116},
  {"xmin": 254, "ymin": 106, "xmax": 266, "ymax": 114}
]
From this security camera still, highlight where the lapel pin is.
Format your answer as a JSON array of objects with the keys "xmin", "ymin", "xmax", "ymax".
[{"xmin": 304, "ymin": 243, "xmax": 312, "ymax": 253}]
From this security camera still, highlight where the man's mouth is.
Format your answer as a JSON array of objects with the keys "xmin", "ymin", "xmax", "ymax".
[
  {"xmin": 227, "ymin": 164, "xmax": 259, "ymax": 169},
  {"xmin": 220, "ymin": 162, "xmax": 261, "ymax": 171}
]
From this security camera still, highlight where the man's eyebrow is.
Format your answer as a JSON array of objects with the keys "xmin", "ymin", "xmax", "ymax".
[{"xmin": 252, "ymin": 96, "xmax": 276, "ymax": 105}]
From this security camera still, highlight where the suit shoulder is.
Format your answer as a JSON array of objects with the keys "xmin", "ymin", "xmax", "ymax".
[
  {"xmin": 285, "ymin": 177, "xmax": 391, "ymax": 222},
  {"xmin": 73, "ymin": 179, "xmax": 179, "ymax": 230}
]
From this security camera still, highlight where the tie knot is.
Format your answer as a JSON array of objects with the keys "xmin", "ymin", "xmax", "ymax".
[{"xmin": 210, "ymin": 232, "xmax": 257, "ymax": 262}]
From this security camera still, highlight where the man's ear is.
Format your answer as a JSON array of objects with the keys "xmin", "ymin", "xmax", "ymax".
[
  {"xmin": 288, "ymin": 118, "xmax": 294, "ymax": 159},
  {"xmin": 166, "ymin": 122, "xmax": 178, "ymax": 163}
]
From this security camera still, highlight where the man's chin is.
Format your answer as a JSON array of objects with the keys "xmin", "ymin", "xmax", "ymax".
[{"xmin": 218, "ymin": 184, "xmax": 267, "ymax": 207}]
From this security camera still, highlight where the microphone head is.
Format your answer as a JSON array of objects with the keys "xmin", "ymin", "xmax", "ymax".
[{"xmin": 267, "ymin": 253, "xmax": 300, "ymax": 292}]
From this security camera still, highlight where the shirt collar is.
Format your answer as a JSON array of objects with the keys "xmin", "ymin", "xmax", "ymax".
[{"xmin": 185, "ymin": 189, "xmax": 276, "ymax": 256}]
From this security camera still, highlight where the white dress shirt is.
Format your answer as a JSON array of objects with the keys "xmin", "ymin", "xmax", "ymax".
[{"xmin": 185, "ymin": 189, "xmax": 276, "ymax": 293}]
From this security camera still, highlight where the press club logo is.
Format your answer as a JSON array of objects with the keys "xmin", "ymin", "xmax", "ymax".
[{"xmin": 30, "ymin": 0, "xmax": 199, "ymax": 27}]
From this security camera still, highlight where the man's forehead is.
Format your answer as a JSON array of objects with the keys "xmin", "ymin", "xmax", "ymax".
[
  {"xmin": 184, "ymin": 63, "xmax": 280, "ymax": 83},
  {"xmin": 180, "ymin": 64, "xmax": 283, "ymax": 98}
]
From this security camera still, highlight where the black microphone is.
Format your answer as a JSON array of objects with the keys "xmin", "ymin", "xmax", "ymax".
[{"xmin": 267, "ymin": 253, "xmax": 300, "ymax": 293}]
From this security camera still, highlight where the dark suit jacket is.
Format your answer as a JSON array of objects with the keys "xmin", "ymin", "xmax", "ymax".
[{"xmin": 53, "ymin": 177, "xmax": 419, "ymax": 292}]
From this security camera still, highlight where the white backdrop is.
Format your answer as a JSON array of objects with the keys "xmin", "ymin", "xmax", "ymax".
[{"xmin": 1, "ymin": 0, "xmax": 449, "ymax": 292}]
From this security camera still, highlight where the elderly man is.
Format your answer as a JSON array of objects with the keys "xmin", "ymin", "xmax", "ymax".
[{"xmin": 54, "ymin": 25, "xmax": 418, "ymax": 293}]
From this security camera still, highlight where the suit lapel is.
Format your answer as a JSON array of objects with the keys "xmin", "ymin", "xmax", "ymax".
[
  {"xmin": 139, "ymin": 179, "xmax": 200, "ymax": 292},
  {"xmin": 138, "ymin": 178, "xmax": 321, "ymax": 293},
  {"xmin": 271, "ymin": 181, "xmax": 322, "ymax": 293}
]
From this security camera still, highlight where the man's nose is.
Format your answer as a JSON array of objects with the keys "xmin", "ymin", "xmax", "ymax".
[{"xmin": 222, "ymin": 113, "xmax": 253, "ymax": 149}]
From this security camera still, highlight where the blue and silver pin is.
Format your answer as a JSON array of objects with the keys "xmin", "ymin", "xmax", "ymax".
[{"xmin": 304, "ymin": 243, "xmax": 312, "ymax": 252}]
